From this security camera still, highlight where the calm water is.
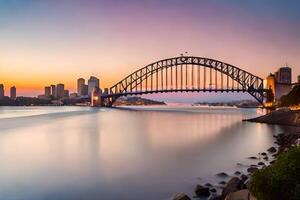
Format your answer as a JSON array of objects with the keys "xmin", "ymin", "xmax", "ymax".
[{"xmin": 0, "ymin": 106, "xmax": 292, "ymax": 200}]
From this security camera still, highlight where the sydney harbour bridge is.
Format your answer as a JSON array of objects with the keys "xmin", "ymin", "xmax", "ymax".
[{"xmin": 93, "ymin": 56, "xmax": 266, "ymax": 107}]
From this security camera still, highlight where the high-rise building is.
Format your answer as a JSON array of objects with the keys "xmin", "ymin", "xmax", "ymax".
[
  {"xmin": 77, "ymin": 78, "xmax": 85, "ymax": 96},
  {"xmin": 88, "ymin": 76, "xmax": 100, "ymax": 96},
  {"xmin": 56, "ymin": 84, "xmax": 65, "ymax": 99},
  {"xmin": 45, "ymin": 86, "xmax": 51, "ymax": 97},
  {"xmin": 298, "ymin": 75, "xmax": 300, "ymax": 83},
  {"xmin": 0, "ymin": 84, "xmax": 4, "ymax": 99},
  {"xmin": 275, "ymin": 67, "xmax": 292, "ymax": 84},
  {"xmin": 10, "ymin": 86, "xmax": 16, "ymax": 99},
  {"xmin": 63, "ymin": 90, "xmax": 69, "ymax": 98},
  {"xmin": 80, "ymin": 84, "xmax": 88, "ymax": 96},
  {"xmin": 51, "ymin": 85, "xmax": 56, "ymax": 97}
]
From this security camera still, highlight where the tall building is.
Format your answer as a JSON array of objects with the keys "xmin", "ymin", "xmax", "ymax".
[
  {"xmin": 45, "ymin": 86, "xmax": 51, "ymax": 97},
  {"xmin": 10, "ymin": 86, "xmax": 16, "ymax": 99},
  {"xmin": 298, "ymin": 75, "xmax": 300, "ymax": 83},
  {"xmin": 88, "ymin": 76, "xmax": 100, "ymax": 96},
  {"xmin": 77, "ymin": 78, "xmax": 85, "ymax": 96},
  {"xmin": 51, "ymin": 85, "xmax": 56, "ymax": 97},
  {"xmin": 275, "ymin": 67, "xmax": 292, "ymax": 84},
  {"xmin": 80, "ymin": 84, "xmax": 88, "ymax": 96},
  {"xmin": 0, "ymin": 84, "xmax": 4, "ymax": 99},
  {"xmin": 56, "ymin": 84, "xmax": 65, "ymax": 99}
]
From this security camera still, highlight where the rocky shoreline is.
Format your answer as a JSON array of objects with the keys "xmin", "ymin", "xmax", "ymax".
[
  {"xmin": 173, "ymin": 122, "xmax": 300, "ymax": 200},
  {"xmin": 244, "ymin": 108, "xmax": 300, "ymax": 126}
]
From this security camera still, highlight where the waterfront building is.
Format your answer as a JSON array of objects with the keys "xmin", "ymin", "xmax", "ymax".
[
  {"xmin": 56, "ymin": 84, "xmax": 65, "ymax": 99},
  {"xmin": 77, "ymin": 78, "xmax": 85, "ymax": 96},
  {"xmin": 91, "ymin": 87, "xmax": 102, "ymax": 107},
  {"xmin": 45, "ymin": 86, "xmax": 51, "ymax": 97},
  {"xmin": 10, "ymin": 86, "xmax": 16, "ymax": 99},
  {"xmin": 0, "ymin": 84, "xmax": 4, "ymax": 99},
  {"xmin": 275, "ymin": 67, "xmax": 292, "ymax": 84},
  {"xmin": 266, "ymin": 73, "xmax": 276, "ymax": 102},
  {"xmin": 80, "ymin": 84, "xmax": 88, "ymax": 96},
  {"xmin": 88, "ymin": 76, "xmax": 100, "ymax": 96},
  {"xmin": 51, "ymin": 85, "xmax": 56, "ymax": 97},
  {"xmin": 63, "ymin": 90, "xmax": 69, "ymax": 98}
]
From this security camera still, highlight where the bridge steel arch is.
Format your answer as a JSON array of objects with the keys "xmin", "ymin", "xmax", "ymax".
[{"xmin": 101, "ymin": 56, "xmax": 264, "ymax": 106}]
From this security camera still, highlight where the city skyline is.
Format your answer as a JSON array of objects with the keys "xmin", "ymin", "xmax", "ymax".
[{"xmin": 1, "ymin": 0, "xmax": 300, "ymax": 99}]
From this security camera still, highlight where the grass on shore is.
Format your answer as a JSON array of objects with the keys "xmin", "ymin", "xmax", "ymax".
[{"xmin": 250, "ymin": 146, "xmax": 300, "ymax": 200}]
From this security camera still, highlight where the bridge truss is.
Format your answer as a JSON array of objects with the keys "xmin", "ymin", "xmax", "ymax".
[{"xmin": 101, "ymin": 56, "xmax": 265, "ymax": 106}]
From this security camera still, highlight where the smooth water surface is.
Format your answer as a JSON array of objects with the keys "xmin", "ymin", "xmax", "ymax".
[{"xmin": 0, "ymin": 106, "xmax": 292, "ymax": 200}]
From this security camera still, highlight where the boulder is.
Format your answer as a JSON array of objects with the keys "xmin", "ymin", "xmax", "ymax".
[
  {"xmin": 210, "ymin": 188, "xmax": 217, "ymax": 193},
  {"xmin": 257, "ymin": 162, "xmax": 265, "ymax": 166},
  {"xmin": 240, "ymin": 174, "xmax": 248, "ymax": 182},
  {"xmin": 173, "ymin": 193, "xmax": 191, "ymax": 200},
  {"xmin": 221, "ymin": 177, "xmax": 245, "ymax": 198},
  {"xmin": 261, "ymin": 152, "xmax": 267, "ymax": 156},
  {"xmin": 247, "ymin": 167, "xmax": 258, "ymax": 173},
  {"xmin": 267, "ymin": 147, "xmax": 277, "ymax": 153},
  {"xmin": 219, "ymin": 181, "xmax": 226, "ymax": 185},
  {"xmin": 205, "ymin": 183, "xmax": 213, "ymax": 187},
  {"xmin": 195, "ymin": 185, "xmax": 210, "ymax": 197},
  {"xmin": 234, "ymin": 171, "xmax": 241, "ymax": 175},
  {"xmin": 216, "ymin": 172, "xmax": 229, "ymax": 178}
]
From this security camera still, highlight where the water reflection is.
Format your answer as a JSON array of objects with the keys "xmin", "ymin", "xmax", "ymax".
[{"xmin": 0, "ymin": 106, "xmax": 294, "ymax": 200}]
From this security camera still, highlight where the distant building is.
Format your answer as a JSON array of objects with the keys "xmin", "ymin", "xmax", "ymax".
[
  {"xmin": 275, "ymin": 67, "xmax": 292, "ymax": 84},
  {"xmin": 10, "ymin": 86, "xmax": 16, "ymax": 99},
  {"xmin": 56, "ymin": 84, "xmax": 65, "ymax": 99},
  {"xmin": 0, "ymin": 84, "xmax": 4, "ymax": 99},
  {"xmin": 103, "ymin": 88, "xmax": 109, "ymax": 95},
  {"xmin": 298, "ymin": 75, "xmax": 300, "ymax": 84},
  {"xmin": 88, "ymin": 76, "xmax": 100, "ymax": 96},
  {"xmin": 45, "ymin": 86, "xmax": 51, "ymax": 97},
  {"xmin": 80, "ymin": 84, "xmax": 88, "ymax": 96},
  {"xmin": 77, "ymin": 78, "xmax": 85, "ymax": 96},
  {"xmin": 51, "ymin": 85, "xmax": 56, "ymax": 97},
  {"xmin": 63, "ymin": 90, "xmax": 69, "ymax": 98}
]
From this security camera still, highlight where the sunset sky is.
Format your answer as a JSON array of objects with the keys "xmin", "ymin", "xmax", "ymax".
[{"xmin": 0, "ymin": 0, "xmax": 300, "ymax": 101}]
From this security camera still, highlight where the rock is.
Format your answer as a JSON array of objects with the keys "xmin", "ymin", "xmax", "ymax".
[
  {"xmin": 195, "ymin": 185, "xmax": 210, "ymax": 197},
  {"xmin": 240, "ymin": 174, "xmax": 248, "ymax": 182},
  {"xmin": 173, "ymin": 193, "xmax": 191, "ymax": 200},
  {"xmin": 224, "ymin": 189, "xmax": 257, "ymax": 200},
  {"xmin": 234, "ymin": 171, "xmax": 241, "ymax": 175},
  {"xmin": 257, "ymin": 162, "xmax": 265, "ymax": 166},
  {"xmin": 247, "ymin": 167, "xmax": 258, "ymax": 173},
  {"xmin": 205, "ymin": 183, "xmax": 213, "ymax": 187},
  {"xmin": 221, "ymin": 177, "xmax": 245, "ymax": 198},
  {"xmin": 219, "ymin": 181, "xmax": 226, "ymax": 185},
  {"xmin": 267, "ymin": 147, "xmax": 277, "ymax": 153},
  {"xmin": 263, "ymin": 156, "xmax": 268, "ymax": 161},
  {"xmin": 216, "ymin": 172, "xmax": 229, "ymax": 178},
  {"xmin": 248, "ymin": 156, "xmax": 258, "ymax": 159},
  {"xmin": 210, "ymin": 188, "xmax": 217, "ymax": 193},
  {"xmin": 261, "ymin": 152, "xmax": 267, "ymax": 156}
]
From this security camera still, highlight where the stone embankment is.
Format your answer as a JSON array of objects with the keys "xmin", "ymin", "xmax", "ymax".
[
  {"xmin": 172, "ymin": 112, "xmax": 300, "ymax": 200},
  {"xmin": 244, "ymin": 108, "xmax": 300, "ymax": 126}
]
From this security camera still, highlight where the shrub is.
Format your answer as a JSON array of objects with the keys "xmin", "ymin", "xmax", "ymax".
[{"xmin": 250, "ymin": 146, "xmax": 300, "ymax": 200}]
